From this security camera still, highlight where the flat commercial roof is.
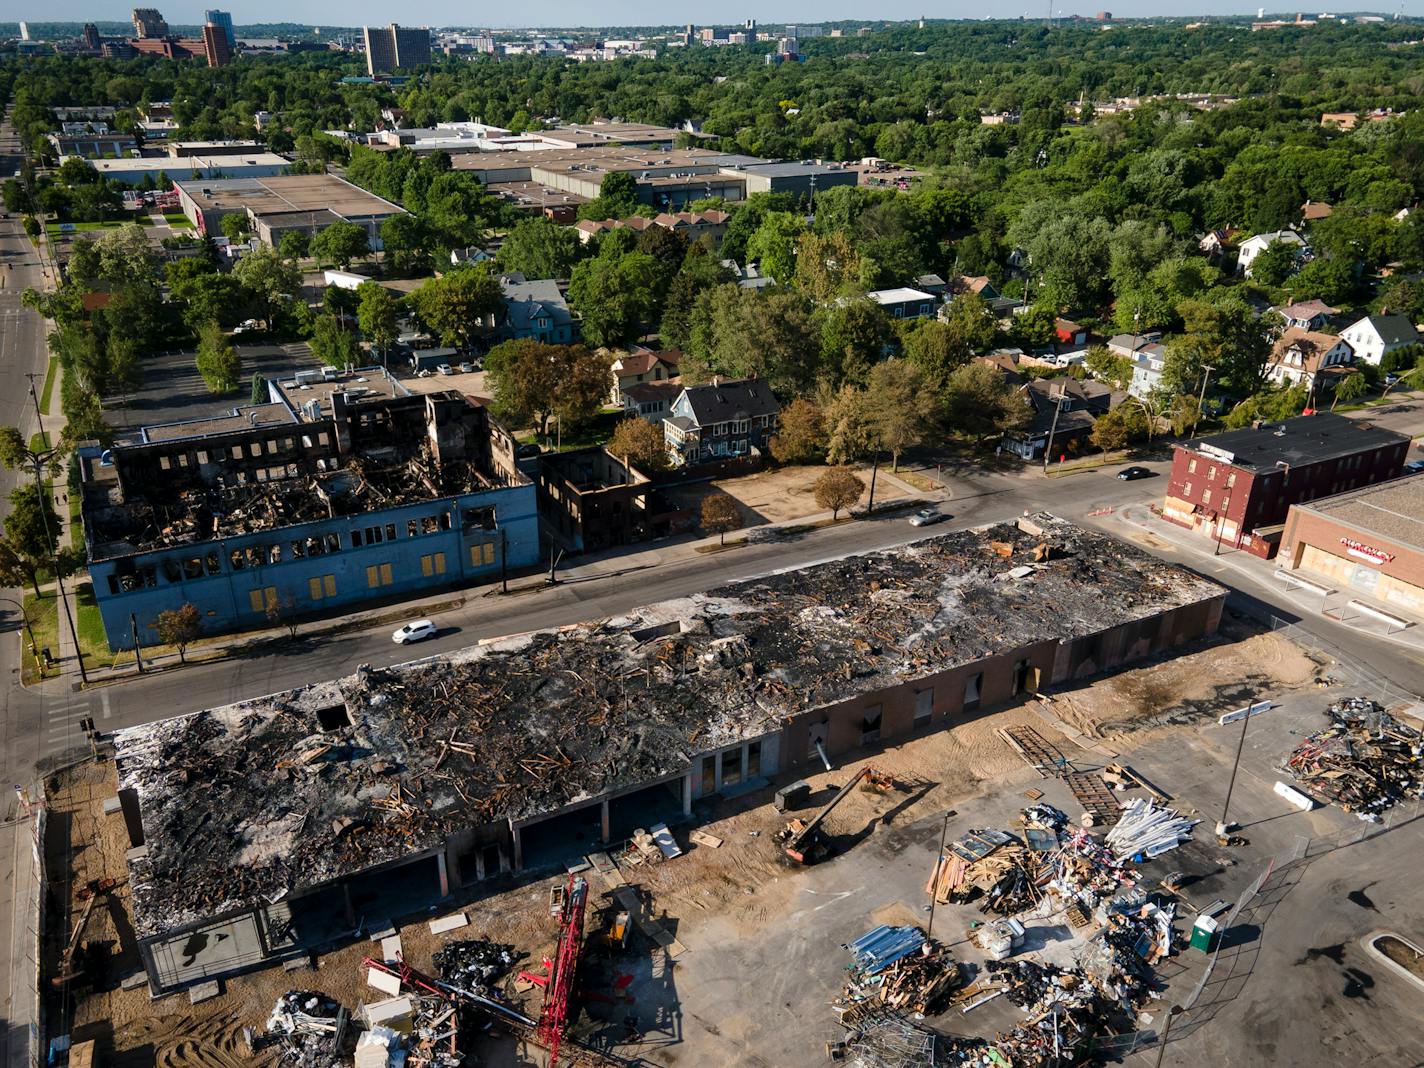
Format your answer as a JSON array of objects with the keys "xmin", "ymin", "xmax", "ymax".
[
  {"xmin": 90, "ymin": 153, "xmax": 289, "ymax": 173},
  {"xmin": 141, "ymin": 403, "xmax": 297, "ymax": 443},
  {"xmin": 1295, "ymin": 474, "xmax": 1424, "ymax": 549},
  {"xmin": 452, "ymin": 145, "xmax": 725, "ymax": 177},
  {"xmin": 174, "ymin": 174, "xmax": 406, "ymax": 220},
  {"xmin": 1182, "ymin": 412, "xmax": 1409, "ymax": 470},
  {"xmin": 114, "ymin": 515, "xmax": 1223, "ymax": 938}
]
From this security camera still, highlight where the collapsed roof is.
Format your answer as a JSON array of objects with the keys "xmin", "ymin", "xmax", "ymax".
[{"xmin": 114, "ymin": 516, "xmax": 1224, "ymax": 938}]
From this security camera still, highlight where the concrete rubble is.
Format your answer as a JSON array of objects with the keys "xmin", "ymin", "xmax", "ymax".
[
  {"xmin": 258, "ymin": 990, "xmax": 348, "ymax": 1067},
  {"xmin": 1285, "ymin": 696, "xmax": 1424, "ymax": 820}
]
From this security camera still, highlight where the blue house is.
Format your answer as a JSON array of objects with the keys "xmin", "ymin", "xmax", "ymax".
[
  {"xmin": 867, "ymin": 287, "xmax": 938, "ymax": 320},
  {"xmin": 80, "ymin": 369, "xmax": 538, "ymax": 650},
  {"xmin": 498, "ymin": 273, "xmax": 574, "ymax": 344}
]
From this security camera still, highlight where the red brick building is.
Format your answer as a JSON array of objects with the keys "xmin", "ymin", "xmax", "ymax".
[{"xmin": 1161, "ymin": 412, "xmax": 1410, "ymax": 558}]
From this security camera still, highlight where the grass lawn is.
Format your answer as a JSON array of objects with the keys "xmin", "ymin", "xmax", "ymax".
[
  {"xmin": 73, "ymin": 581, "xmax": 118, "ymax": 671},
  {"xmin": 44, "ymin": 220, "xmax": 127, "ymax": 239},
  {"xmin": 28, "ymin": 431, "xmax": 51, "ymax": 453},
  {"xmin": 39, "ymin": 357, "xmax": 58, "ymax": 416},
  {"xmin": 20, "ymin": 591, "xmax": 59, "ymax": 684},
  {"xmin": 163, "ymin": 211, "xmax": 194, "ymax": 228}
]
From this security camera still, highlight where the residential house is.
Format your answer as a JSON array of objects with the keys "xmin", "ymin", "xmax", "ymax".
[
  {"xmin": 1001, "ymin": 377, "xmax": 1121, "ymax": 461},
  {"xmin": 619, "ymin": 380, "xmax": 682, "ymax": 423},
  {"xmin": 1198, "ymin": 228, "xmax": 1240, "ymax": 258},
  {"xmin": 914, "ymin": 273, "xmax": 948, "ymax": 297},
  {"xmin": 663, "ymin": 377, "xmax": 780, "ymax": 465},
  {"xmin": 1265, "ymin": 327, "xmax": 1355, "ymax": 389},
  {"xmin": 720, "ymin": 260, "xmax": 777, "ymax": 291},
  {"xmin": 1055, "ymin": 318, "xmax": 1089, "ymax": 346},
  {"xmin": 1337, "ymin": 312, "xmax": 1419, "ymax": 366},
  {"xmin": 947, "ymin": 274, "xmax": 1000, "ymax": 300},
  {"xmin": 1272, "ymin": 299, "xmax": 1338, "ymax": 331},
  {"xmin": 1106, "ymin": 331, "xmax": 1163, "ymax": 360},
  {"xmin": 867, "ymin": 287, "xmax": 937, "ymax": 320},
  {"xmin": 450, "ymin": 246, "xmax": 497, "ymax": 267},
  {"xmin": 574, "ymin": 209, "xmax": 729, "ymax": 246},
  {"xmin": 976, "ymin": 349, "xmax": 1026, "ymax": 386},
  {"xmin": 1127, "ymin": 343, "xmax": 1169, "ymax": 399},
  {"xmin": 610, "ymin": 349, "xmax": 681, "ymax": 405},
  {"xmin": 497, "ymin": 273, "xmax": 574, "ymax": 344},
  {"xmin": 1237, "ymin": 230, "xmax": 1306, "ymax": 276},
  {"xmin": 1301, "ymin": 200, "xmax": 1333, "ymax": 222}
]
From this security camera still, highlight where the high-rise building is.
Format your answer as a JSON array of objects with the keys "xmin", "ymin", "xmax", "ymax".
[
  {"xmin": 362, "ymin": 23, "xmax": 431, "ymax": 75},
  {"xmin": 82, "ymin": 23, "xmax": 101, "ymax": 49},
  {"xmin": 203, "ymin": 22, "xmax": 232, "ymax": 67},
  {"xmin": 19, "ymin": 22, "xmax": 30, "ymax": 40},
  {"xmin": 131, "ymin": 8, "xmax": 169, "ymax": 38},
  {"xmin": 205, "ymin": 9, "xmax": 235, "ymax": 47}
]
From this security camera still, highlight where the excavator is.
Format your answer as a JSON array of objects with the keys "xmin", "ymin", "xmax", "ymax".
[{"xmin": 777, "ymin": 765, "xmax": 893, "ymax": 864}]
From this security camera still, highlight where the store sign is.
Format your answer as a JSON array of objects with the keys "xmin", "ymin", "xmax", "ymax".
[{"xmin": 1340, "ymin": 537, "xmax": 1395, "ymax": 566}]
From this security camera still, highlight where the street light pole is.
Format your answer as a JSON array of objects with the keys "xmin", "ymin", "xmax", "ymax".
[
  {"xmin": 1218, "ymin": 700, "xmax": 1254, "ymax": 836},
  {"xmin": 0, "ymin": 596, "xmax": 38, "ymax": 659},
  {"xmin": 1191, "ymin": 365, "xmax": 1216, "ymax": 439},
  {"xmin": 925, "ymin": 811, "xmax": 951, "ymax": 943},
  {"xmin": 866, "ymin": 438, "xmax": 882, "ymax": 514}
]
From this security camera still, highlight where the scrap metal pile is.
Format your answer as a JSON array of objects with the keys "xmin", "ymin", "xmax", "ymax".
[
  {"xmin": 260, "ymin": 990, "xmax": 348, "ymax": 1068},
  {"xmin": 839, "ymin": 926, "xmax": 965, "ymax": 1017},
  {"xmin": 831, "ymin": 1008, "xmax": 990, "ymax": 1068},
  {"xmin": 433, "ymin": 938, "xmax": 523, "ymax": 996},
  {"xmin": 1286, "ymin": 697, "xmax": 1424, "ymax": 820}
]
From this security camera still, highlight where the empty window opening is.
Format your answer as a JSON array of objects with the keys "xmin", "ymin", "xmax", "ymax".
[
  {"xmin": 861, "ymin": 705, "xmax": 882, "ymax": 746},
  {"xmin": 914, "ymin": 688, "xmax": 934, "ymax": 726},
  {"xmin": 964, "ymin": 672, "xmax": 983, "ymax": 711}
]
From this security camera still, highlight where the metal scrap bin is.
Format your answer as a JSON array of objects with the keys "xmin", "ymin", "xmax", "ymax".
[
  {"xmin": 775, "ymin": 780, "xmax": 811, "ymax": 812},
  {"xmin": 1190, "ymin": 914, "xmax": 1220, "ymax": 953}
]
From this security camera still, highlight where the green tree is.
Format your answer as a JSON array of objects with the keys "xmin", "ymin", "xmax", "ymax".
[
  {"xmin": 309, "ymin": 314, "xmax": 360, "ymax": 368},
  {"xmin": 685, "ymin": 285, "xmax": 819, "ymax": 396},
  {"xmin": 356, "ymin": 282, "xmax": 400, "ymax": 362},
  {"xmin": 220, "ymin": 212, "xmax": 251, "ymax": 243},
  {"xmin": 902, "ymin": 319, "xmax": 971, "ymax": 388},
  {"xmin": 606, "ymin": 417, "xmax": 669, "ymax": 471},
  {"xmin": 1285, "ymin": 257, "xmax": 1355, "ymax": 305},
  {"xmin": 746, "ymin": 211, "xmax": 807, "ymax": 284},
  {"xmin": 153, "ymin": 603, "xmax": 202, "ymax": 663},
  {"xmin": 817, "ymin": 299, "xmax": 893, "ymax": 387},
  {"xmin": 941, "ymin": 293, "xmax": 998, "ymax": 354},
  {"xmin": 278, "ymin": 230, "xmax": 311, "ymax": 262},
  {"xmin": 1169, "ymin": 394, "xmax": 1202, "ymax": 436},
  {"xmin": 250, "ymin": 372, "xmax": 267, "ymax": 406},
  {"xmin": 577, "ymin": 170, "xmax": 642, "ymax": 221},
  {"xmin": 484, "ymin": 340, "xmax": 609, "ymax": 437},
  {"xmin": 768, "ymin": 398, "xmax": 828, "ymax": 465},
  {"xmin": 943, "ymin": 361, "xmax": 1026, "ymax": 445},
  {"xmin": 813, "ymin": 466, "xmax": 866, "ymax": 520},
  {"xmin": 862, "ymin": 358, "xmax": 939, "ymax": 470},
  {"xmin": 195, "ymin": 321, "xmax": 241, "ymax": 393},
  {"xmin": 4, "ymin": 483, "xmax": 59, "ymax": 595},
  {"xmin": 1089, "ymin": 407, "xmax": 1133, "ymax": 454},
  {"xmin": 497, "ymin": 216, "xmax": 580, "ymax": 279},
  {"xmin": 311, "ymin": 221, "xmax": 371, "ymax": 270},
  {"xmin": 171, "ymin": 272, "xmax": 250, "ymax": 331},
  {"xmin": 411, "ymin": 266, "xmax": 503, "ymax": 350},
  {"xmin": 1084, "ymin": 345, "xmax": 1134, "ymax": 391},
  {"xmin": 378, "ymin": 213, "xmax": 429, "ymax": 274},
  {"xmin": 568, "ymin": 251, "xmax": 660, "ymax": 347},
  {"xmin": 793, "ymin": 231, "xmax": 860, "ymax": 300},
  {"xmin": 1247, "ymin": 241, "xmax": 1297, "ymax": 286},
  {"xmin": 232, "ymin": 246, "xmax": 301, "ymax": 327},
  {"xmin": 659, "ymin": 249, "xmax": 734, "ymax": 351},
  {"xmin": 1331, "ymin": 371, "xmax": 1368, "ymax": 409}
]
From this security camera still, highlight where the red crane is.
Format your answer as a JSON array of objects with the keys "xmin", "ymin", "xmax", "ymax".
[{"xmin": 534, "ymin": 874, "xmax": 589, "ymax": 1066}]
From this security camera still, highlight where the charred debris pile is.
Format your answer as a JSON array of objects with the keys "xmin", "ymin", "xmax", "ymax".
[{"xmin": 115, "ymin": 517, "xmax": 1221, "ymax": 938}]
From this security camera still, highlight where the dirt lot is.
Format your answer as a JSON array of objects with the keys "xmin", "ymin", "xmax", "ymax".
[
  {"xmin": 45, "ymin": 617, "xmax": 1328, "ymax": 1067},
  {"xmin": 665, "ymin": 463, "xmax": 908, "ymax": 527}
]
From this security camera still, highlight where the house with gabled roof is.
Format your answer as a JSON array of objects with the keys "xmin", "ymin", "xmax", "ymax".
[
  {"xmin": 1265, "ymin": 327, "xmax": 1355, "ymax": 388},
  {"xmin": 1338, "ymin": 312, "xmax": 1419, "ymax": 366},
  {"xmin": 663, "ymin": 377, "xmax": 780, "ymax": 465},
  {"xmin": 497, "ymin": 273, "xmax": 574, "ymax": 344}
]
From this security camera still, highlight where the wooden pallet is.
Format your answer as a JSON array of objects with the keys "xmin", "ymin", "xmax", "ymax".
[
  {"xmin": 998, "ymin": 726, "xmax": 1070, "ymax": 778},
  {"xmin": 1062, "ymin": 770, "xmax": 1121, "ymax": 825}
]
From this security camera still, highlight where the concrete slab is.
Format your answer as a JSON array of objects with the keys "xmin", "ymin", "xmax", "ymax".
[
  {"xmin": 428, "ymin": 913, "xmax": 468, "ymax": 935},
  {"xmin": 188, "ymin": 980, "xmax": 220, "ymax": 1004}
]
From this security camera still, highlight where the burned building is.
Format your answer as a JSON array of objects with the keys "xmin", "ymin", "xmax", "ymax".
[
  {"xmin": 112, "ymin": 515, "xmax": 1224, "ymax": 992},
  {"xmin": 79, "ymin": 368, "xmax": 538, "ymax": 649}
]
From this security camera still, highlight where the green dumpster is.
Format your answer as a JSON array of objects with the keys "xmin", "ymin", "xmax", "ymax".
[{"xmin": 1190, "ymin": 914, "xmax": 1220, "ymax": 953}]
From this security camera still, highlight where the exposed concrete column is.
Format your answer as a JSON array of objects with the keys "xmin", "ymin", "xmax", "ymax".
[
  {"xmin": 601, "ymin": 800, "xmax": 611, "ymax": 843},
  {"xmin": 436, "ymin": 851, "xmax": 450, "ymax": 897},
  {"xmin": 342, "ymin": 883, "xmax": 356, "ymax": 927},
  {"xmin": 511, "ymin": 822, "xmax": 523, "ymax": 871},
  {"xmin": 682, "ymin": 772, "xmax": 693, "ymax": 816}
]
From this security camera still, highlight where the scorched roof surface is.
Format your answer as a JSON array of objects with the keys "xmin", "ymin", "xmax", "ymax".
[{"xmin": 114, "ymin": 516, "xmax": 1223, "ymax": 938}]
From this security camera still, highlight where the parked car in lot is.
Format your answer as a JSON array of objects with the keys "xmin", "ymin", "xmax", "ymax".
[
  {"xmin": 908, "ymin": 507, "xmax": 949, "ymax": 527},
  {"xmin": 392, "ymin": 620, "xmax": 438, "ymax": 645},
  {"xmin": 1405, "ymin": 459, "xmax": 1424, "ymax": 473},
  {"xmin": 1117, "ymin": 466, "xmax": 1152, "ymax": 481},
  {"xmin": 458, "ymin": 361, "xmax": 474, "ymax": 373},
  {"xmin": 437, "ymin": 364, "xmax": 454, "ymax": 376}
]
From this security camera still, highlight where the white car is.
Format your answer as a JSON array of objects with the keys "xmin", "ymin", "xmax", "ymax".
[
  {"xmin": 392, "ymin": 619, "xmax": 437, "ymax": 645},
  {"xmin": 437, "ymin": 364, "xmax": 454, "ymax": 376},
  {"xmin": 908, "ymin": 507, "xmax": 949, "ymax": 527},
  {"xmin": 458, "ymin": 361, "xmax": 474, "ymax": 373}
]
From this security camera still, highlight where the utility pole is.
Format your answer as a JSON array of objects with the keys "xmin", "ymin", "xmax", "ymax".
[
  {"xmin": 866, "ymin": 438, "xmax": 882, "ymax": 514},
  {"xmin": 1191, "ymin": 365, "xmax": 1216, "ymax": 439},
  {"xmin": 925, "ymin": 812, "xmax": 951, "ymax": 942},
  {"xmin": 1217, "ymin": 700, "xmax": 1254, "ymax": 835},
  {"xmin": 499, "ymin": 528, "xmax": 508, "ymax": 595},
  {"xmin": 1042, "ymin": 387, "xmax": 1067, "ymax": 474},
  {"xmin": 26, "ymin": 374, "xmax": 86, "ymax": 683},
  {"xmin": 130, "ymin": 613, "xmax": 145, "ymax": 674}
]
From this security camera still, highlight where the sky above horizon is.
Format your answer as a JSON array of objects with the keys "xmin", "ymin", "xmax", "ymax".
[{"xmin": 13, "ymin": 4, "xmax": 1422, "ymax": 30}]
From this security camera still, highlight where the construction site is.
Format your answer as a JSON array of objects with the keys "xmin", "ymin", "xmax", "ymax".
[
  {"xmin": 39, "ymin": 569, "xmax": 1424, "ymax": 1067},
  {"xmin": 77, "ymin": 370, "xmax": 540, "ymax": 649}
]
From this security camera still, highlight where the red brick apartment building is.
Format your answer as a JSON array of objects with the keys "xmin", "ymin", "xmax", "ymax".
[{"xmin": 1162, "ymin": 412, "xmax": 1410, "ymax": 558}]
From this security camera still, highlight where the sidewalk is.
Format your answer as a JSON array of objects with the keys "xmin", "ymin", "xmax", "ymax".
[
  {"xmin": 1110, "ymin": 501, "xmax": 1424, "ymax": 654},
  {"xmin": 40, "ymin": 479, "xmax": 936, "ymax": 689}
]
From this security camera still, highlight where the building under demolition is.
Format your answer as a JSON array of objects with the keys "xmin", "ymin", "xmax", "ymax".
[
  {"xmin": 110, "ymin": 515, "xmax": 1224, "ymax": 992},
  {"xmin": 80, "ymin": 368, "xmax": 538, "ymax": 649}
]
